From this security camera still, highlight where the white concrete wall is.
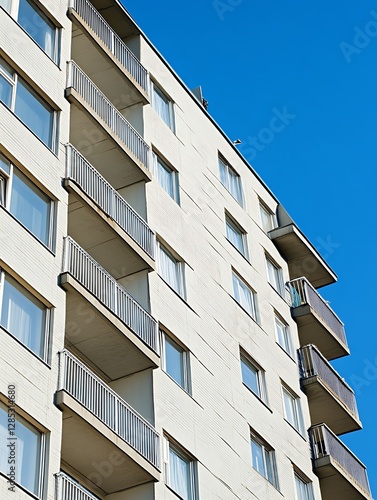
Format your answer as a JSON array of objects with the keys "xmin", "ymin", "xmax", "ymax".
[{"xmin": 0, "ymin": 0, "xmax": 71, "ymax": 497}]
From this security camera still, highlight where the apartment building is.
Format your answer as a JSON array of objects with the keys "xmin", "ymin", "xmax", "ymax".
[{"xmin": 0, "ymin": 0, "xmax": 372, "ymax": 499}]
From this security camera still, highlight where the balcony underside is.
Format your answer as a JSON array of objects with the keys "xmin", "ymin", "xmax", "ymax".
[
  {"xmin": 314, "ymin": 457, "xmax": 372, "ymax": 500},
  {"xmin": 60, "ymin": 273, "xmax": 159, "ymax": 381},
  {"xmin": 70, "ymin": 15, "xmax": 148, "ymax": 107},
  {"xmin": 269, "ymin": 224, "xmax": 337, "ymax": 289},
  {"xmin": 303, "ymin": 377, "xmax": 361, "ymax": 435},
  {"xmin": 66, "ymin": 180, "xmax": 154, "ymax": 278},
  {"xmin": 56, "ymin": 391, "xmax": 159, "ymax": 496},
  {"xmin": 67, "ymin": 91, "xmax": 151, "ymax": 189},
  {"xmin": 293, "ymin": 304, "xmax": 349, "ymax": 360}
]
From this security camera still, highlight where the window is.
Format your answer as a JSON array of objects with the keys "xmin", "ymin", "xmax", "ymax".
[
  {"xmin": 240, "ymin": 352, "xmax": 267, "ymax": 403},
  {"xmin": 151, "ymin": 152, "xmax": 179, "ymax": 202},
  {"xmin": 232, "ymin": 271, "xmax": 257, "ymax": 321},
  {"xmin": 0, "ymin": 272, "xmax": 50, "ymax": 360},
  {"xmin": 275, "ymin": 314, "xmax": 294, "ymax": 357},
  {"xmin": 266, "ymin": 255, "xmax": 284, "ymax": 295},
  {"xmin": 151, "ymin": 81, "xmax": 175, "ymax": 130},
  {"xmin": 18, "ymin": 0, "xmax": 59, "ymax": 62},
  {"xmin": 164, "ymin": 437, "xmax": 197, "ymax": 500},
  {"xmin": 294, "ymin": 471, "xmax": 314, "ymax": 500},
  {"xmin": 157, "ymin": 242, "xmax": 186, "ymax": 298},
  {"xmin": 0, "ymin": 402, "xmax": 45, "ymax": 496},
  {"xmin": 0, "ymin": 58, "xmax": 57, "ymax": 151},
  {"xmin": 250, "ymin": 431, "xmax": 279, "ymax": 488},
  {"xmin": 225, "ymin": 214, "xmax": 248, "ymax": 258},
  {"xmin": 259, "ymin": 202, "xmax": 276, "ymax": 232},
  {"xmin": 0, "ymin": 154, "xmax": 54, "ymax": 247},
  {"xmin": 218, "ymin": 156, "xmax": 243, "ymax": 205},
  {"xmin": 161, "ymin": 329, "xmax": 190, "ymax": 392},
  {"xmin": 282, "ymin": 385, "xmax": 305, "ymax": 434}
]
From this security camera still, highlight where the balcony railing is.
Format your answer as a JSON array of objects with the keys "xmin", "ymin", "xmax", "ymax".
[
  {"xmin": 66, "ymin": 61, "xmax": 150, "ymax": 169},
  {"xmin": 66, "ymin": 144, "xmax": 155, "ymax": 259},
  {"xmin": 310, "ymin": 424, "xmax": 371, "ymax": 495},
  {"xmin": 287, "ymin": 277, "xmax": 347, "ymax": 345},
  {"xmin": 58, "ymin": 350, "xmax": 161, "ymax": 470},
  {"xmin": 55, "ymin": 472, "xmax": 100, "ymax": 500},
  {"xmin": 300, "ymin": 345, "xmax": 359, "ymax": 418},
  {"xmin": 62, "ymin": 236, "xmax": 159, "ymax": 353},
  {"xmin": 69, "ymin": 0, "xmax": 149, "ymax": 94}
]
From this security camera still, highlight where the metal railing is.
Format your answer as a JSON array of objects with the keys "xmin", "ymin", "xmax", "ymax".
[
  {"xmin": 69, "ymin": 0, "xmax": 149, "ymax": 94},
  {"xmin": 66, "ymin": 144, "xmax": 155, "ymax": 259},
  {"xmin": 310, "ymin": 424, "xmax": 371, "ymax": 495},
  {"xmin": 287, "ymin": 277, "xmax": 347, "ymax": 346},
  {"xmin": 66, "ymin": 61, "xmax": 150, "ymax": 169},
  {"xmin": 55, "ymin": 472, "xmax": 100, "ymax": 500},
  {"xmin": 300, "ymin": 345, "xmax": 359, "ymax": 418},
  {"xmin": 58, "ymin": 351, "xmax": 161, "ymax": 470},
  {"xmin": 62, "ymin": 236, "xmax": 159, "ymax": 354}
]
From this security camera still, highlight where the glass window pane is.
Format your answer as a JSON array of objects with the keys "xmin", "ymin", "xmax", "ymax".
[
  {"xmin": 228, "ymin": 168, "xmax": 242, "ymax": 203},
  {"xmin": 0, "ymin": 73, "xmax": 12, "ymax": 107},
  {"xmin": 153, "ymin": 85, "xmax": 172, "ymax": 128},
  {"xmin": 233, "ymin": 273, "xmax": 255, "ymax": 318},
  {"xmin": 0, "ymin": 403, "xmax": 41, "ymax": 495},
  {"xmin": 0, "ymin": 154, "xmax": 10, "ymax": 175},
  {"xmin": 251, "ymin": 439, "xmax": 265, "ymax": 476},
  {"xmin": 295, "ymin": 474, "xmax": 313, "ymax": 500},
  {"xmin": 18, "ymin": 0, "xmax": 56, "ymax": 60},
  {"xmin": 1, "ymin": 275, "xmax": 46, "ymax": 357},
  {"xmin": 241, "ymin": 358, "xmax": 260, "ymax": 397},
  {"xmin": 157, "ymin": 158, "xmax": 174, "ymax": 197},
  {"xmin": 165, "ymin": 336, "xmax": 184, "ymax": 387},
  {"xmin": 169, "ymin": 446, "xmax": 190, "ymax": 499},
  {"xmin": 15, "ymin": 79, "xmax": 54, "ymax": 149},
  {"xmin": 159, "ymin": 245, "xmax": 181, "ymax": 293},
  {"xmin": 10, "ymin": 169, "xmax": 51, "ymax": 245},
  {"xmin": 226, "ymin": 219, "xmax": 244, "ymax": 254},
  {"xmin": 275, "ymin": 316, "xmax": 293, "ymax": 355},
  {"xmin": 0, "ymin": 59, "xmax": 14, "ymax": 80},
  {"xmin": 218, "ymin": 158, "xmax": 228, "ymax": 187}
]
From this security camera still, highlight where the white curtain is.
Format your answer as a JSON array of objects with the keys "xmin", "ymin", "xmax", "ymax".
[
  {"xmin": 16, "ymin": 415, "xmax": 41, "ymax": 495},
  {"xmin": 226, "ymin": 221, "xmax": 243, "ymax": 253},
  {"xmin": 44, "ymin": 30, "xmax": 53, "ymax": 59},
  {"xmin": 228, "ymin": 169, "xmax": 242, "ymax": 203},
  {"xmin": 157, "ymin": 160, "xmax": 174, "ymax": 198},
  {"xmin": 153, "ymin": 86, "xmax": 171, "ymax": 127},
  {"xmin": 169, "ymin": 447, "xmax": 189, "ymax": 499},
  {"xmin": 159, "ymin": 246, "xmax": 180, "ymax": 293},
  {"xmin": 233, "ymin": 274, "xmax": 254, "ymax": 317},
  {"xmin": 251, "ymin": 439, "xmax": 265, "ymax": 476},
  {"xmin": 6, "ymin": 292, "xmax": 32, "ymax": 347}
]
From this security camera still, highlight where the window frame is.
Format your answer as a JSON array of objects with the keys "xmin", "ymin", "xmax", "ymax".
[
  {"xmin": 250, "ymin": 430, "xmax": 279, "ymax": 489},
  {"xmin": 225, "ymin": 213, "xmax": 248, "ymax": 259},
  {"xmin": 265, "ymin": 254, "xmax": 284, "ymax": 296},
  {"xmin": 0, "ymin": 58, "xmax": 58, "ymax": 153},
  {"xmin": 232, "ymin": 270, "xmax": 258, "ymax": 322},
  {"xmin": 14, "ymin": 0, "xmax": 60, "ymax": 64},
  {"xmin": 163, "ymin": 436, "xmax": 198, "ymax": 500},
  {"xmin": 151, "ymin": 151, "xmax": 180, "ymax": 203},
  {"xmin": 259, "ymin": 201, "xmax": 277, "ymax": 233},
  {"xmin": 157, "ymin": 241, "xmax": 186, "ymax": 300},
  {"xmin": 0, "ymin": 270, "xmax": 51, "ymax": 363},
  {"xmin": 274, "ymin": 313, "xmax": 294, "ymax": 358},
  {"xmin": 0, "ymin": 153, "xmax": 55, "ymax": 250},
  {"xmin": 282, "ymin": 384, "xmax": 305, "ymax": 435},
  {"xmin": 240, "ymin": 351, "xmax": 268, "ymax": 404},
  {"xmin": 161, "ymin": 328, "xmax": 191, "ymax": 394},
  {"xmin": 294, "ymin": 469, "xmax": 315, "ymax": 500},
  {"xmin": 0, "ymin": 400, "xmax": 47, "ymax": 497},
  {"xmin": 218, "ymin": 155, "xmax": 244, "ymax": 206},
  {"xmin": 151, "ymin": 80, "xmax": 175, "ymax": 131}
]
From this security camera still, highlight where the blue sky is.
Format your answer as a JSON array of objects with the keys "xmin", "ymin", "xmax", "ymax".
[{"xmin": 124, "ymin": 0, "xmax": 377, "ymax": 492}]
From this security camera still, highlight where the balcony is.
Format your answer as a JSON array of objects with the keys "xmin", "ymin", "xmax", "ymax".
[
  {"xmin": 269, "ymin": 223, "xmax": 337, "ymax": 289},
  {"xmin": 56, "ymin": 472, "xmax": 100, "ymax": 500},
  {"xmin": 66, "ymin": 61, "xmax": 151, "ymax": 187},
  {"xmin": 68, "ymin": 0, "xmax": 149, "ymax": 105},
  {"xmin": 310, "ymin": 424, "xmax": 372, "ymax": 500},
  {"xmin": 288, "ymin": 277, "xmax": 349, "ymax": 360},
  {"xmin": 65, "ymin": 144, "xmax": 155, "ymax": 277},
  {"xmin": 60, "ymin": 236, "xmax": 159, "ymax": 380},
  {"xmin": 56, "ymin": 351, "xmax": 160, "ymax": 495},
  {"xmin": 300, "ymin": 345, "xmax": 361, "ymax": 435}
]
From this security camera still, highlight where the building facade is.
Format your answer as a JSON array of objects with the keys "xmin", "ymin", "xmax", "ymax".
[{"xmin": 0, "ymin": 0, "xmax": 372, "ymax": 499}]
